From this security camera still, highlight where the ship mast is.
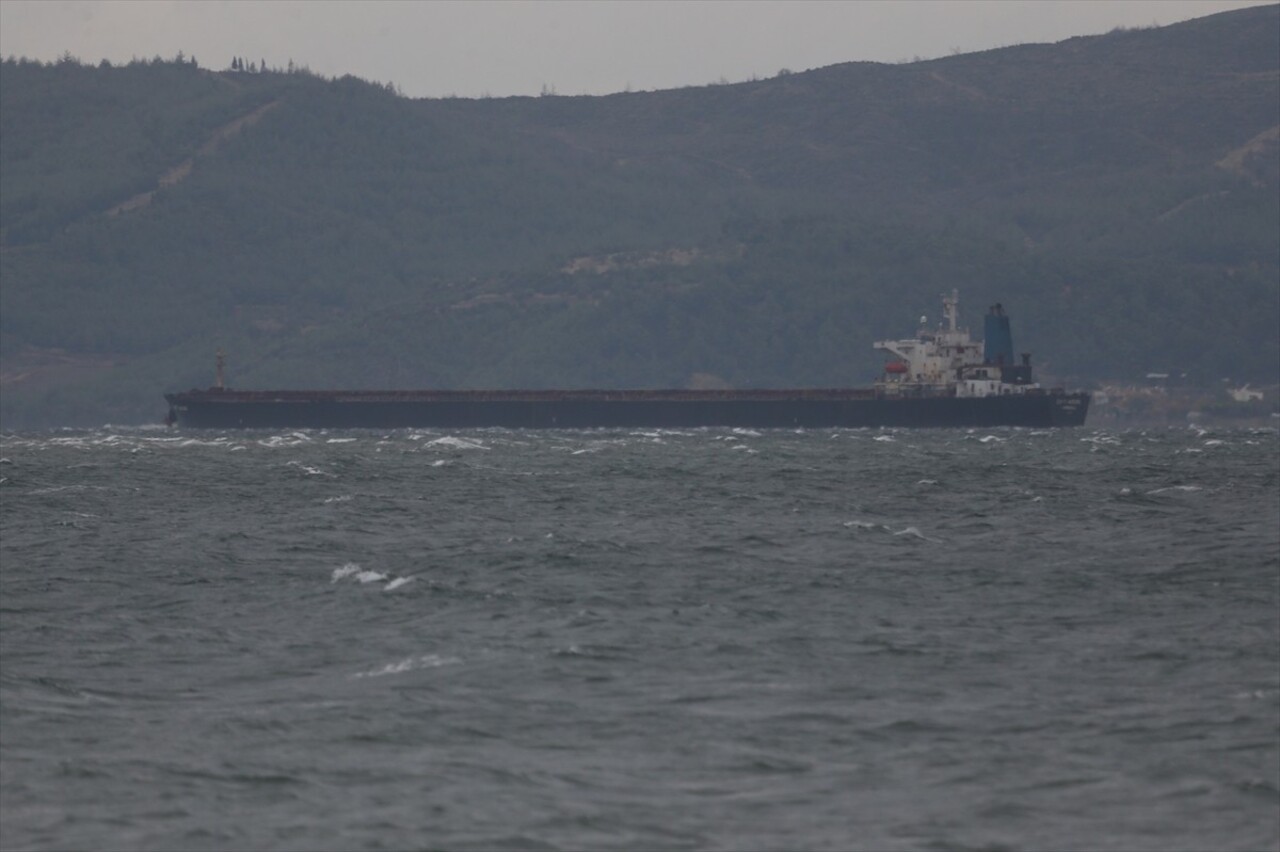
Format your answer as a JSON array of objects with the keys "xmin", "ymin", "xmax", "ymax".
[{"xmin": 215, "ymin": 349, "xmax": 225, "ymax": 390}]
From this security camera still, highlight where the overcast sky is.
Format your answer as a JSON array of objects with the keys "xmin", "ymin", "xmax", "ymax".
[{"xmin": 1, "ymin": 0, "xmax": 1272, "ymax": 99}]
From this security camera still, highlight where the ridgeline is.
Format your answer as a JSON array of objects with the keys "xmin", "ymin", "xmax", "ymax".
[{"xmin": 2, "ymin": 5, "xmax": 1277, "ymax": 428}]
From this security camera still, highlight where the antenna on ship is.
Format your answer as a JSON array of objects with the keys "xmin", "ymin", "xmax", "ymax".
[
  {"xmin": 943, "ymin": 289, "xmax": 959, "ymax": 332},
  {"xmin": 215, "ymin": 349, "xmax": 225, "ymax": 390}
]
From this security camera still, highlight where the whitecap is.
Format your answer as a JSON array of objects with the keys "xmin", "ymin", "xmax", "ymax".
[
  {"xmin": 331, "ymin": 563, "xmax": 361, "ymax": 582},
  {"xmin": 356, "ymin": 570, "xmax": 387, "ymax": 584},
  {"xmin": 1147, "ymin": 485, "xmax": 1202, "ymax": 495},
  {"xmin": 873, "ymin": 435, "xmax": 895, "ymax": 442},
  {"xmin": 326, "ymin": 437, "xmax": 357, "ymax": 444},
  {"xmin": 892, "ymin": 526, "xmax": 939, "ymax": 542},
  {"xmin": 1203, "ymin": 439, "xmax": 1225, "ymax": 447},
  {"xmin": 286, "ymin": 460, "xmax": 331, "ymax": 476},
  {"xmin": 323, "ymin": 494, "xmax": 352, "ymax": 504},
  {"xmin": 979, "ymin": 435, "xmax": 1005, "ymax": 443},
  {"xmin": 352, "ymin": 654, "xmax": 459, "ymax": 679},
  {"xmin": 1233, "ymin": 690, "xmax": 1270, "ymax": 700},
  {"xmin": 426, "ymin": 436, "xmax": 489, "ymax": 451},
  {"xmin": 178, "ymin": 438, "xmax": 225, "ymax": 448},
  {"xmin": 917, "ymin": 479, "xmax": 938, "ymax": 485},
  {"xmin": 258, "ymin": 434, "xmax": 312, "ymax": 448},
  {"xmin": 384, "ymin": 577, "xmax": 413, "ymax": 591}
]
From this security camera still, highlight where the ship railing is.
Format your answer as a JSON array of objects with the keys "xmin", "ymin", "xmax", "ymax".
[{"xmin": 174, "ymin": 388, "xmax": 887, "ymax": 403}]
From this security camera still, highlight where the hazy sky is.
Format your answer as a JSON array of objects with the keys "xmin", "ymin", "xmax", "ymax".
[{"xmin": 1, "ymin": 0, "xmax": 1272, "ymax": 98}]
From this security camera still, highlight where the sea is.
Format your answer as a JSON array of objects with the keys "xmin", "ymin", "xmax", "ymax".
[{"xmin": 1, "ymin": 425, "xmax": 1277, "ymax": 852}]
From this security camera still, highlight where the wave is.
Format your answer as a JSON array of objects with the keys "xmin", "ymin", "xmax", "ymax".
[
  {"xmin": 424, "ymin": 436, "xmax": 489, "ymax": 451},
  {"xmin": 331, "ymin": 561, "xmax": 413, "ymax": 590},
  {"xmin": 352, "ymin": 653, "xmax": 459, "ymax": 678}
]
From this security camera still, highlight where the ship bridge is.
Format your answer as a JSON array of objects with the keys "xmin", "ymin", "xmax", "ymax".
[{"xmin": 874, "ymin": 290, "xmax": 986, "ymax": 387}]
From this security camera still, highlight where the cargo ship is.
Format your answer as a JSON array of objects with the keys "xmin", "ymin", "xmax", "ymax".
[{"xmin": 164, "ymin": 292, "xmax": 1089, "ymax": 429}]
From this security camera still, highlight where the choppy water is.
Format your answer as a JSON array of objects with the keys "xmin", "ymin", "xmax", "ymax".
[{"xmin": 1, "ymin": 426, "xmax": 1277, "ymax": 852}]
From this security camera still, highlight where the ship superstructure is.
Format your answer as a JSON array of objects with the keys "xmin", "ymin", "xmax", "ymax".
[{"xmin": 875, "ymin": 290, "xmax": 1038, "ymax": 399}]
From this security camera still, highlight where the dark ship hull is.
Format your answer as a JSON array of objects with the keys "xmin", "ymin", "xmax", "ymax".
[{"xmin": 164, "ymin": 388, "xmax": 1090, "ymax": 430}]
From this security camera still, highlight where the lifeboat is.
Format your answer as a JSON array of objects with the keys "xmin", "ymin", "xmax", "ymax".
[{"xmin": 884, "ymin": 361, "xmax": 909, "ymax": 374}]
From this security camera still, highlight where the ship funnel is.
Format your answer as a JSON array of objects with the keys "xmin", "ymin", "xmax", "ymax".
[{"xmin": 984, "ymin": 304, "xmax": 1015, "ymax": 366}]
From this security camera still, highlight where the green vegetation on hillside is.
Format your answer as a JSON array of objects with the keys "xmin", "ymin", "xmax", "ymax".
[{"xmin": 1, "ymin": 5, "xmax": 1277, "ymax": 428}]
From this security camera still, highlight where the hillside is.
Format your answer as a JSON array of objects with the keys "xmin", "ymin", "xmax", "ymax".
[{"xmin": 1, "ymin": 5, "xmax": 1277, "ymax": 428}]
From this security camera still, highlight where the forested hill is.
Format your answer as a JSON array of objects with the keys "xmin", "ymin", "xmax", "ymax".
[{"xmin": 1, "ymin": 4, "xmax": 1277, "ymax": 428}]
